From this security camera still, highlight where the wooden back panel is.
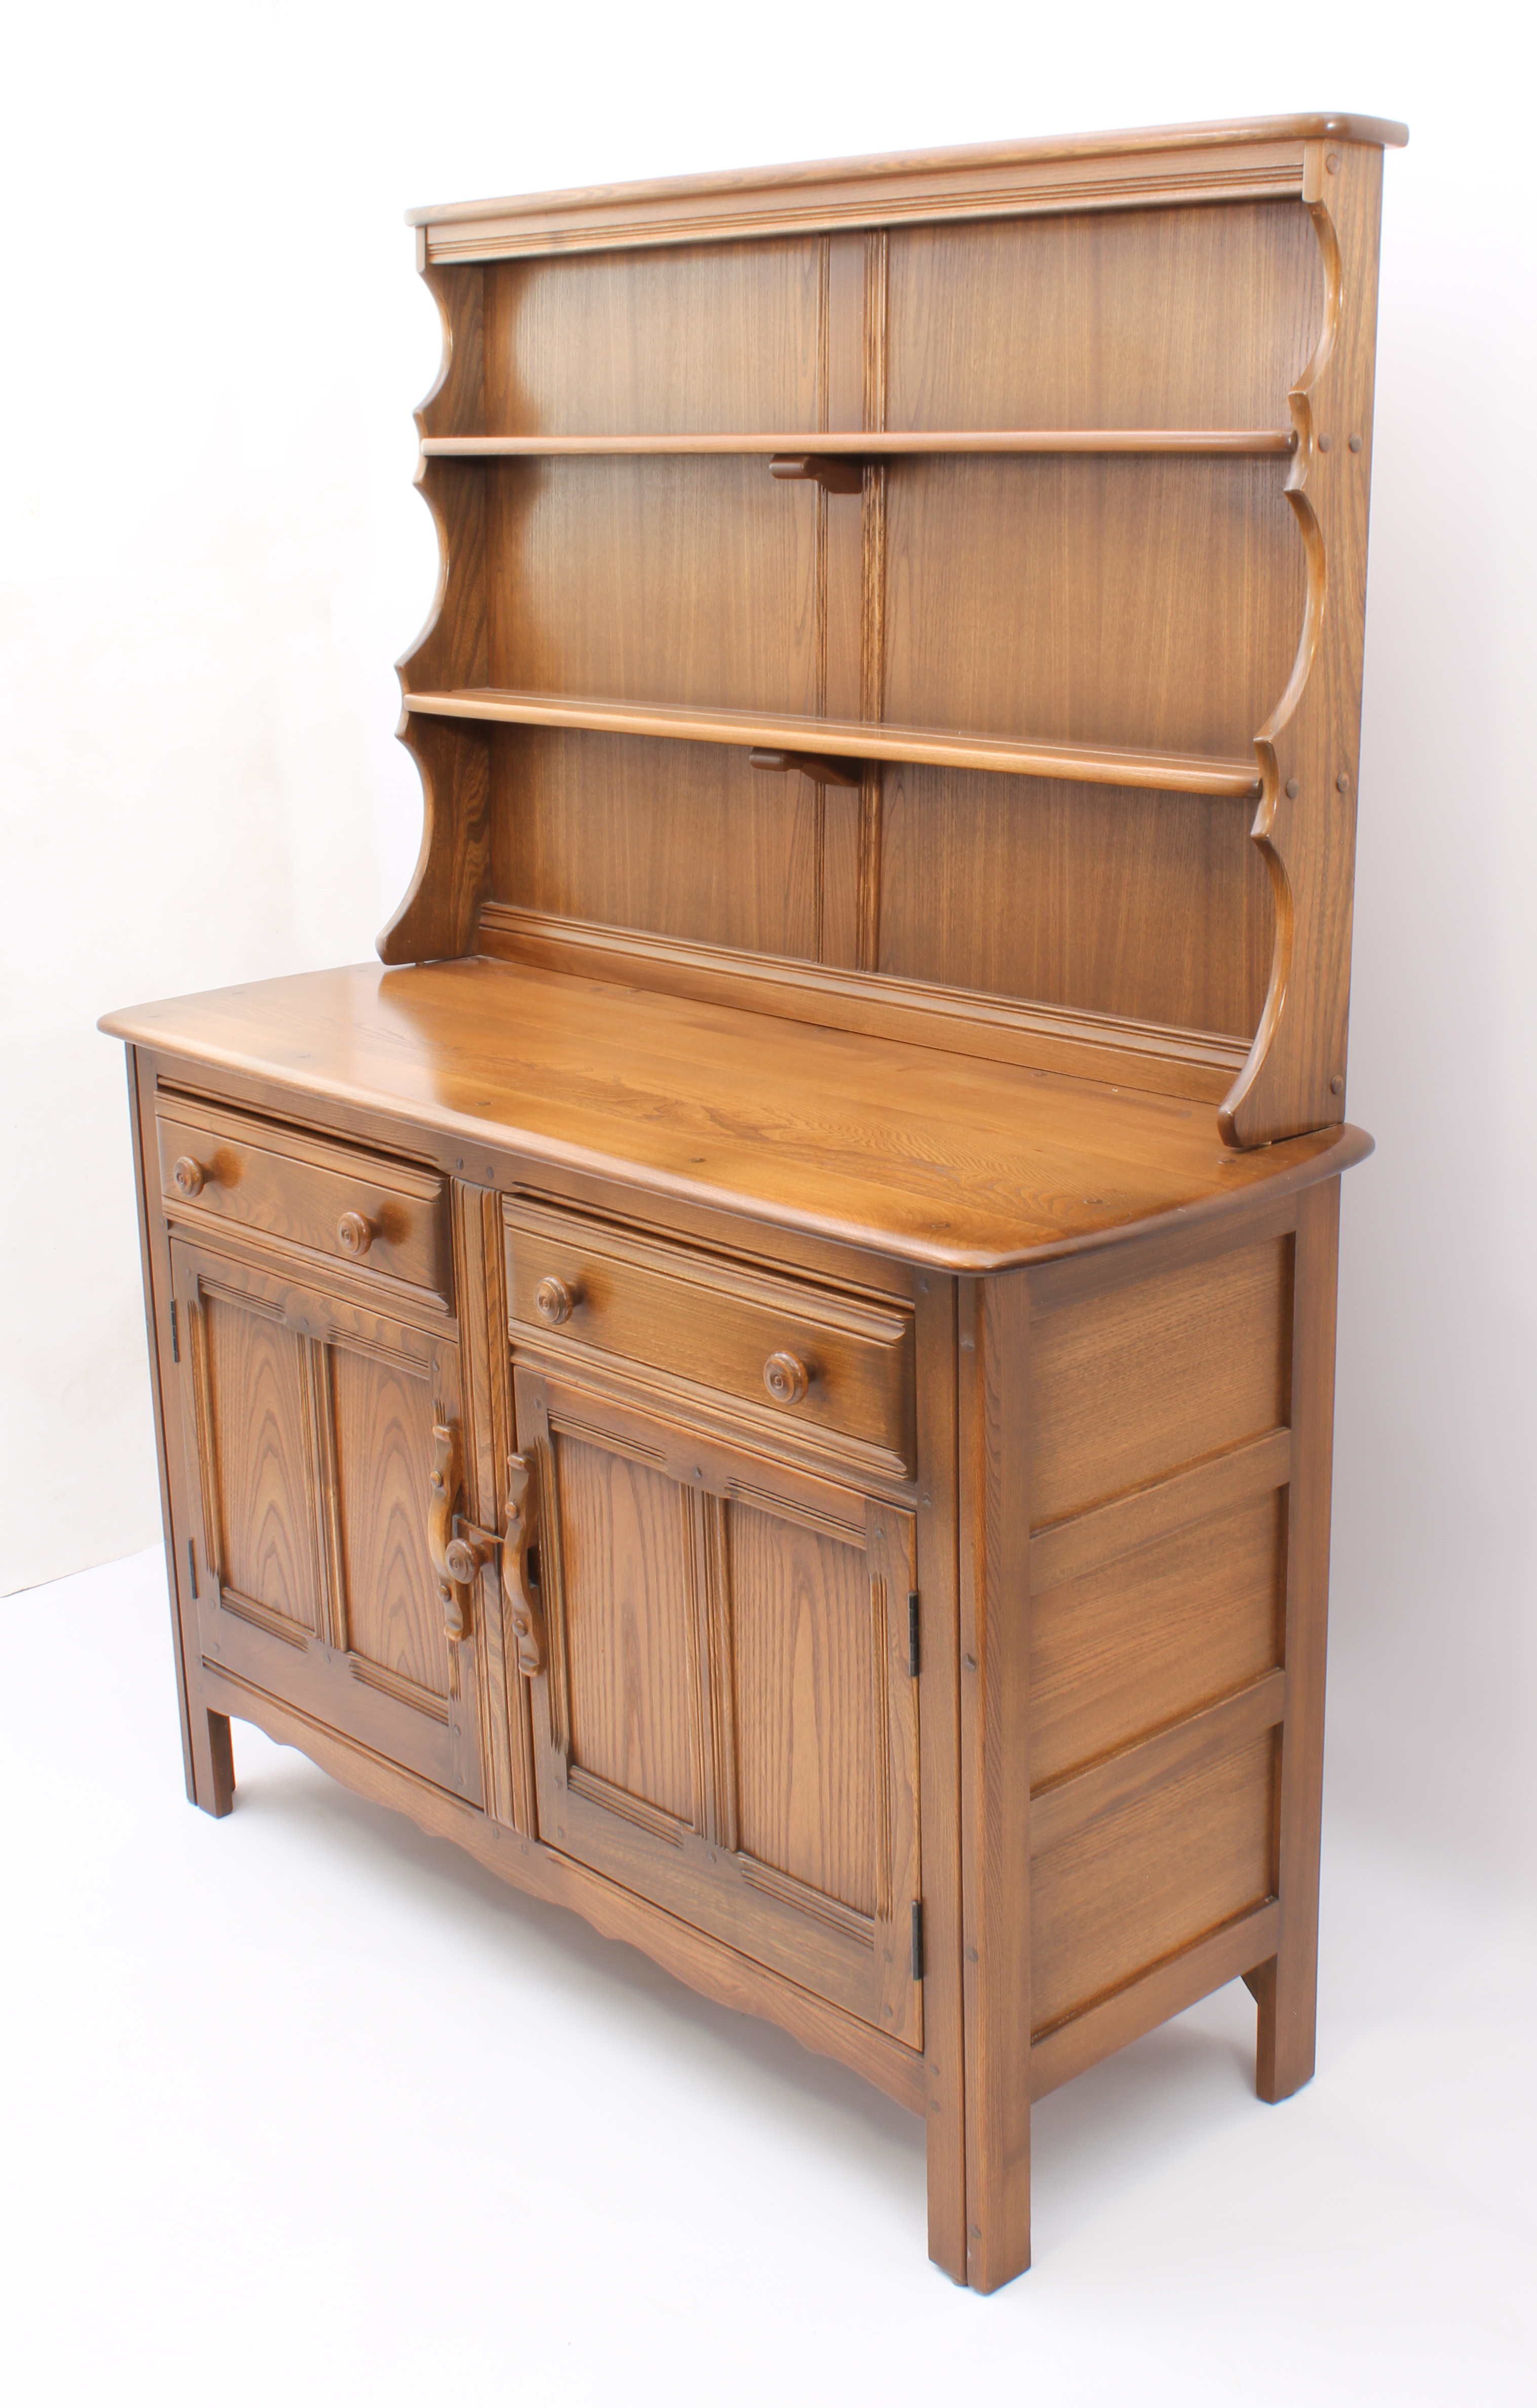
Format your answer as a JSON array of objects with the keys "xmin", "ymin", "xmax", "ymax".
[{"xmin": 387, "ymin": 118, "xmax": 1403, "ymax": 1147}]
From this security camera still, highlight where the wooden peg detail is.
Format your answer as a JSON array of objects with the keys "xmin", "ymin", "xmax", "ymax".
[
  {"xmin": 748, "ymin": 746, "xmax": 862, "ymax": 788},
  {"xmin": 768, "ymin": 452, "xmax": 864, "ymax": 495}
]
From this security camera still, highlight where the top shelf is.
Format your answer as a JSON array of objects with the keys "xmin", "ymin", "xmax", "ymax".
[{"xmin": 419, "ymin": 429, "xmax": 1295, "ymax": 460}]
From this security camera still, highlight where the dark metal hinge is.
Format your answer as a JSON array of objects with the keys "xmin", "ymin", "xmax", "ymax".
[
  {"xmin": 170, "ymin": 1299, "xmax": 180, "ymax": 1364},
  {"xmin": 186, "ymin": 1537, "xmax": 198, "ymax": 1599},
  {"xmin": 907, "ymin": 1590, "xmax": 920, "ymax": 1677},
  {"xmin": 911, "ymin": 1899, "xmax": 925, "ymax": 1983}
]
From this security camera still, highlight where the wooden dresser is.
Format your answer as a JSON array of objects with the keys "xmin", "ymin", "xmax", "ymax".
[{"xmin": 103, "ymin": 112, "xmax": 1405, "ymax": 2289}]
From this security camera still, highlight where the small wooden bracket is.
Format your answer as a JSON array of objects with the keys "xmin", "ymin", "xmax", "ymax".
[
  {"xmin": 768, "ymin": 452, "xmax": 864, "ymax": 496},
  {"xmin": 748, "ymin": 746, "xmax": 862, "ymax": 789}
]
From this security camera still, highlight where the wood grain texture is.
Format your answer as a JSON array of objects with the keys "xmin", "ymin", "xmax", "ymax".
[
  {"xmin": 405, "ymin": 685, "xmax": 1260, "ymax": 796},
  {"xmin": 731, "ymin": 1504, "xmax": 878, "ymax": 1915},
  {"xmin": 886, "ymin": 203, "xmax": 1322, "ymax": 432},
  {"xmin": 1030, "ymin": 1730, "xmax": 1276, "ymax": 2035},
  {"xmin": 1029, "ymin": 1490, "xmax": 1286, "ymax": 1788},
  {"xmin": 1221, "ymin": 144, "xmax": 1387, "ymax": 1144},
  {"xmin": 503, "ymin": 1194, "xmax": 914, "ymax": 1474},
  {"xmin": 101, "ymin": 960, "xmax": 1371, "ymax": 1274},
  {"xmin": 882, "ymin": 453, "xmax": 1301, "ymax": 760},
  {"xmin": 1029, "ymin": 1237, "xmax": 1290, "ymax": 1522},
  {"xmin": 556, "ymin": 1436, "xmax": 699, "ymax": 1824},
  {"xmin": 877, "ymin": 764, "xmax": 1274, "ymax": 1039},
  {"xmin": 485, "ymin": 458, "xmax": 819, "ymax": 717},
  {"xmin": 127, "ymin": 1047, "xmax": 236, "ymax": 1816},
  {"xmin": 484, "ymin": 239, "xmax": 822, "ymax": 435},
  {"xmin": 201, "ymin": 1290, "xmax": 317, "ymax": 1631},
  {"xmin": 156, "ymin": 1096, "xmax": 450, "ymax": 1299},
  {"xmin": 330, "ymin": 1348, "xmax": 449, "ymax": 1698},
  {"xmin": 490, "ymin": 727, "xmax": 824, "ymax": 962},
  {"xmin": 956, "ymin": 1272, "xmax": 1034, "ymax": 2290},
  {"xmin": 478, "ymin": 903, "xmax": 1250, "ymax": 1101},
  {"xmin": 423, "ymin": 430, "xmax": 1297, "ymax": 458},
  {"xmin": 408, "ymin": 118, "xmax": 1406, "ymax": 262},
  {"xmin": 1259, "ymin": 1174, "xmax": 1341, "ymax": 2100},
  {"xmin": 519, "ymin": 1367, "xmax": 923, "ymax": 2043},
  {"xmin": 913, "ymin": 1274, "xmax": 967, "ymax": 2281},
  {"xmin": 1030, "ymin": 1899, "xmax": 1280, "ymax": 2099}
]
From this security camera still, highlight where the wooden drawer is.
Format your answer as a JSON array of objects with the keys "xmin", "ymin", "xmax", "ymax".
[
  {"xmin": 504, "ymin": 1199, "xmax": 914, "ymax": 1479},
  {"xmin": 155, "ymin": 1097, "xmax": 450, "ymax": 1301}
]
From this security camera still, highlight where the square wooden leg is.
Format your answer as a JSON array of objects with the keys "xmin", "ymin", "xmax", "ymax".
[{"xmin": 187, "ymin": 1699, "xmax": 236, "ymax": 1818}]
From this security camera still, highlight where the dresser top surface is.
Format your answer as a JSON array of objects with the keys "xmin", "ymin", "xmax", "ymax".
[
  {"xmin": 103, "ymin": 959, "xmax": 1370, "ymax": 1272},
  {"xmin": 405, "ymin": 113, "xmax": 1409, "ymax": 228}
]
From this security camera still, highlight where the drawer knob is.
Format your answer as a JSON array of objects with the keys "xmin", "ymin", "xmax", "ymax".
[
  {"xmin": 172, "ymin": 1155, "xmax": 207, "ymax": 1198},
  {"xmin": 336, "ymin": 1210, "xmax": 374, "ymax": 1259},
  {"xmin": 535, "ymin": 1275, "xmax": 577, "ymax": 1326},
  {"xmin": 763, "ymin": 1350, "xmax": 809, "ymax": 1406}
]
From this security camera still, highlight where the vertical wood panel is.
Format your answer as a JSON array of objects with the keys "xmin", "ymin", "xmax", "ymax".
[
  {"xmin": 330, "ymin": 1349, "xmax": 447, "ymax": 1697},
  {"xmin": 731, "ymin": 1503, "xmax": 877, "ymax": 1915},
  {"xmin": 204, "ymin": 1294, "xmax": 316, "ymax": 1629},
  {"xmin": 557, "ymin": 1438, "xmax": 698, "ymax": 1824}
]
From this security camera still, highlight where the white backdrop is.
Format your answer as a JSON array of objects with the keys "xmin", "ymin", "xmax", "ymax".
[{"xmin": 3, "ymin": 0, "xmax": 1531, "ymax": 1908}]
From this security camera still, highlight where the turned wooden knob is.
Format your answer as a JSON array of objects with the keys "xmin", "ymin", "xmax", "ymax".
[
  {"xmin": 336, "ymin": 1210, "xmax": 374, "ymax": 1259},
  {"xmin": 444, "ymin": 1531, "xmax": 491, "ymax": 1587},
  {"xmin": 535, "ymin": 1275, "xmax": 576, "ymax": 1326},
  {"xmin": 763, "ymin": 1351, "xmax": 809, "ymax": 1406},
  {"xmin": 172, "ymin": 1155, "xmax": 207, "ymax": 1198}
]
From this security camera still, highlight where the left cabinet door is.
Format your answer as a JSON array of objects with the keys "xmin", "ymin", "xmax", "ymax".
[{"xmin": 169, "ymin": 1236, "xmax": 485, "ymax": 1804}]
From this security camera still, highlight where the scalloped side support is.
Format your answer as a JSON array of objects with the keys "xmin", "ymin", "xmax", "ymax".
[
  {"xmin": 379, "ymin": 262, "xmax": 493, "ymax": 964},
  {"xmin": 1219, "ymin": 138, "xmax": 1386, "ymax": 1149}
]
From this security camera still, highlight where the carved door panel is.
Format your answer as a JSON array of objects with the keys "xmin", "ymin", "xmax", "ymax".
[
  {"xmin": 170, "ymin": 1238, "xmax": 484, "ymax": 1804},
  {"xmin": 516, "ymin": 1365, "xmax": 922, "ymax": 2046}
]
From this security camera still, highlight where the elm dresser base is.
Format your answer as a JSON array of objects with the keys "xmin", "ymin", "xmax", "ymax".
[{"xmin": 104, "ymin": 112, "xmax": 1403, "ymax": 2290}]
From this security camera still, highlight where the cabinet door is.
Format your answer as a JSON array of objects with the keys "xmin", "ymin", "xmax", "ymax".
[
  {"xmin": 517, "ymin": 1366, "xmax": 922, "ymax": 2046},
  {"xmin": 171, "ymin": 1238, "xmax": 483, "ymax": 1804}
]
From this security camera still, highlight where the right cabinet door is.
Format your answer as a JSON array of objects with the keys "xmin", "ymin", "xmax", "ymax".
[{"xmin": 516, "ymin": 1365, "xmax": 923, "ymax": 2049}]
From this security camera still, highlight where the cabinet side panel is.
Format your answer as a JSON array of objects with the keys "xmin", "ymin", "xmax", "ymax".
[
  {"xmin": 1031, "ymin": 1732, "xmax": 1276, "ymax": 2032},
  {"xmin": 1030, "ymin": 1490, "xmax": 1285, "ymax": 1786},
  {"xmin": 1030, "ymin": 1237, "xmax": 1289, "ymax": 1523},
  {"xmin": 731, "ymin": 1505, "xmax": 878, "ymax": 1917}
]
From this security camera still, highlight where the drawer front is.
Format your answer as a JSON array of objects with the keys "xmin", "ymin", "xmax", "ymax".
[
  {"xmin": 156, "ymin": 1099, "xmax": 450, "ymax": 1300},
  {"xmin": 504, "ymin": 1201, "xmax": 914, "ymax": 1477}
]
